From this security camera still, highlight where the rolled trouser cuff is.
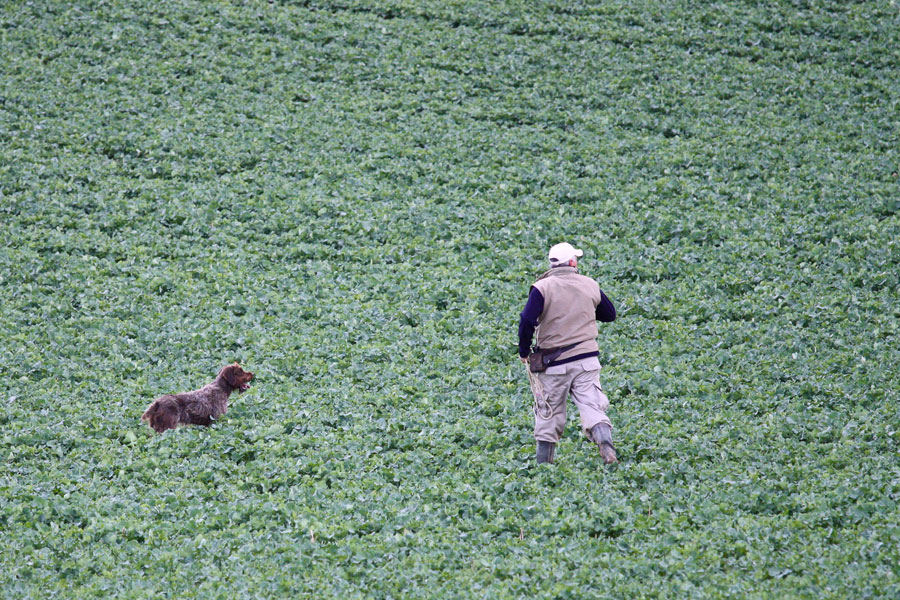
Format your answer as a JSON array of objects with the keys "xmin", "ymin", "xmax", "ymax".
[{"xmin": 582, "ymin": 415, "xmax": 612, "ymax": 434}]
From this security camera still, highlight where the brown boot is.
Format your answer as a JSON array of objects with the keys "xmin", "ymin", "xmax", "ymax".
[
  {"xmin": 589, "ymin": 423, "xmax": 618, "ymax": 464},
  {"xmin": 536, "ymin": 441, "xmax": 556, "ymax": 464}
]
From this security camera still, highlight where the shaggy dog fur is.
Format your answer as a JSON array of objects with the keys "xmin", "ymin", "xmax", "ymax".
[{"xmin": 142, "ymin": 363, "xmax": 254, "ymax": 433}]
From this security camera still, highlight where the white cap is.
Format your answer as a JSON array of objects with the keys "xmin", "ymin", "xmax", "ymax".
[{"xmin": 548, "ymin": 242, "xmax": 583, "ymax": 265}]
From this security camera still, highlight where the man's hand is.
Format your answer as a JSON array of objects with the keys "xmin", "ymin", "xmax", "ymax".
[{"xmin": 520, "ymin": 356, "xmax": 529, "ymax": 364}]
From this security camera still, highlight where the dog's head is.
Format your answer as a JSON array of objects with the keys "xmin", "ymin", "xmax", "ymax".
[{"xmin": 220, "ymin": 362, "xmax": 254, "ymax": 392}]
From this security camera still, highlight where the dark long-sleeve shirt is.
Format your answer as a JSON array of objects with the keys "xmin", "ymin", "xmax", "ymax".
[{"xmin": 518, "ymin": 286, "xmax": 616, "ymax": 360}]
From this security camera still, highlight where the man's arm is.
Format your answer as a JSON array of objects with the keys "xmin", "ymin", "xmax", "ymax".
[
  {"xmin": 596, "ymin": 290, "xmax": 616, "ymax": 322},
  {"xmin": 518, "ymin": 287, "xmax": 544, "ymax": 358}
]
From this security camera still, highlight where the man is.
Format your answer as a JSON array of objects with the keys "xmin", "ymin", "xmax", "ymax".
[{"xmin": 518, "ymin": 242, "xmax": 618, "ymax": 465}]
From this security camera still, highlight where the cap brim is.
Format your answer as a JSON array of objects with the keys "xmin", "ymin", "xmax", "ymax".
[{"xmin": 574, "ymin": 249, "xmax": 584, "ymax": 257}]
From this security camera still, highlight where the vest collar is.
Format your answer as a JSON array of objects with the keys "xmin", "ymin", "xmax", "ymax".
[{"xmin": 536, "ymin": 266, "xmax": 578, "ymax": 281}]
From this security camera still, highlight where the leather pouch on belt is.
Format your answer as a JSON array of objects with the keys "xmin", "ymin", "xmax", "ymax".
[
  {"xmin": 528, "ymin": 343, "xmax": 577, "ymax": 373},
  {"xmin": 528, "ymin": 352, "xmax": 547, "ymax": 373}
]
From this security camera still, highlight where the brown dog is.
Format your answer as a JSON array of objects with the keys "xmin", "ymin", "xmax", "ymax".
[{"xmin": 141, "ymin": 363, "xmax": 254, "ymax": 433}]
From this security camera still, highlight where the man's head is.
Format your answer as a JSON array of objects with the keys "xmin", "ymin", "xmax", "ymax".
[{"xmin": 548, "ymin": 242, "xmax": 583, "ymax": 268}]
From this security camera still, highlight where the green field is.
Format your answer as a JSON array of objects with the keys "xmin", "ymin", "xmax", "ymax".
[{"xmin": 2, "ymin": 0, "xmax": 899, "ymax": 597}]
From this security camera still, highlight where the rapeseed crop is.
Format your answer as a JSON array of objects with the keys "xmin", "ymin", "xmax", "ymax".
[{"xmin": 1, "ymin": 0, "xmax": 898, "ymax": 597}]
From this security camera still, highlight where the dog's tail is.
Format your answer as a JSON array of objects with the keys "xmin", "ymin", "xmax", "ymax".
[{"xmin": 142, "ymin": 396, "xmax": 180, "ymax": 433}]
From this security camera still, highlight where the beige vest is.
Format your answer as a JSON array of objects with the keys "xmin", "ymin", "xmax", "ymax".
[{"xmin": 532, "ymin": 267, "xmax": 602, "ymax": 361}]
